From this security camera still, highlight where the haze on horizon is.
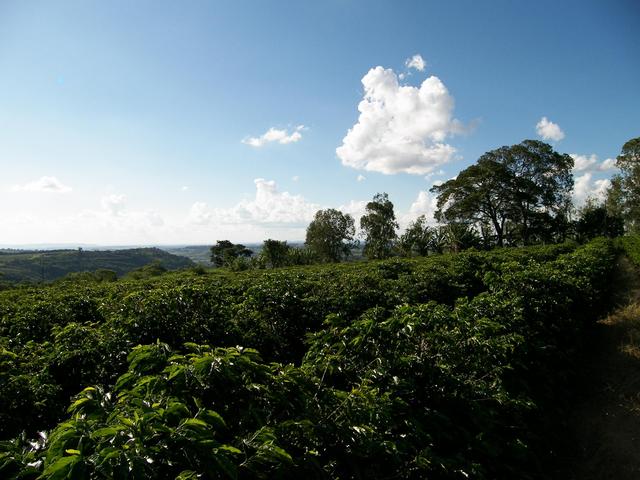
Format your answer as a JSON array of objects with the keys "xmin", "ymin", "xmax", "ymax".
[{"xmin": 0, "ymin": 0, "xmax": 638, "ymax": 245}]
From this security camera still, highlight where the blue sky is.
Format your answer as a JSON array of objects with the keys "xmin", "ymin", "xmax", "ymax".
[{"xmin": 0, "ymin": 0, "xmax": 638, "ymax": 245}]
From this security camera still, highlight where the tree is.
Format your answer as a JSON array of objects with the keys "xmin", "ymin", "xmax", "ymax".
[
  {"xmin": 260, "ymin": 239, "xmax": 290, "ymax": 268},
  {"xmin": 210, "ymin": 240, "xmax": 252, "ymax": 268},
  {"xmin": 437, "ymin": 223, "xmax": 482, "ymax": 253},
  {"xmin": 574, "ymin": 199, "xmax": 624, "ymax": 242},
  {"xmin": 431, "ymin": 140, "xmax": 573, "ymax": 246},
  {"xmin": 607, "ymin": 137, "xmax": 640, "ymax": 232},
  {"xmin": 305, "ymin": 209, "xmax": 357, "ymax": 262},
  {"xmin": 360, "ymin": 193, "xmax": 398, "ymax": 259},
  {"xmin": 397, "ymin": 215, "xmax": 436, "ymax": 257}
]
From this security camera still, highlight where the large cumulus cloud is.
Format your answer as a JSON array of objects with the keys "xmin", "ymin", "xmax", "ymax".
[{"xmin": 336, "ymin": 64, "xmax": 463, "ymax": 175}]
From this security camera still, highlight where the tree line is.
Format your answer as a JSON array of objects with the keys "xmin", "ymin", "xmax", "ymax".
[{"xmin": 211, "ymin": 137, "xmax": 638, "ymax": 269}]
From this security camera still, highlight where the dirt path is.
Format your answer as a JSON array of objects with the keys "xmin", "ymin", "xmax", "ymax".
[{"xmin": 551, "ymin": 256, "xmax": 640, "ymax": 479}]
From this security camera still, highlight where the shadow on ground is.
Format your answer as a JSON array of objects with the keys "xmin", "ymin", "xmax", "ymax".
[{"xmin": 551, "ymin": 256, "xmax": 640, "ymax": 479}]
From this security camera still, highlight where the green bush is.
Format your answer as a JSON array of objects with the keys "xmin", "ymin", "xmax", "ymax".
[{"xmin": 0, "ymin": 239, "xmax": 617, "ymax": 479}]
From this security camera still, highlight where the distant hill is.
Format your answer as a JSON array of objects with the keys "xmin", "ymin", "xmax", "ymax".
[
  {"xmin": 161, "ymin": 245, "xmax": 213, "ymax": 265},
  {"xmin": 0, "ymin": 247, "xmax": 194, "ymax": 283}
]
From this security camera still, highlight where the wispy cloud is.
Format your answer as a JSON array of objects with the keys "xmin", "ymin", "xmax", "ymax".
[
  {"xmin": 242, "ymin": 125, "xmax": 306, "ymax": 147},
  {"xmin": 11, "ymin": 176, "xmax": 72, "ymax": 193},
  {"xmin": 405, "ymin": 54, "xmax": 426, "ymax": 72}
]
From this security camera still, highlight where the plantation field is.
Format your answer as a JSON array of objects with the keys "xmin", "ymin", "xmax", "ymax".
[{"xmin": 0, "ymin": 239, "xmax": 618, "ymax": 479}]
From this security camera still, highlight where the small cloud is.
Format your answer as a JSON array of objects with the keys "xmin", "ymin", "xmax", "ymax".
[
  {"xmin": 570, "ymin": 153, "xmax": 618, "ymax": 173},
  {"xmin": 181, "ymin": 186, "xmax": 190, "ymax": 191},
  {"xmin": 405, "ymin": 54, "xmax": 426, "ymax": 72},
  {"xmin": 11, "ymin": 176, "xmax": 72, "ymax": 193},
  {"xmin": 599, "ymin": 158, "xmax": 616, "ymax": 171},
  {"xmin": 357, "ymin": 174, "xmax": 366, "ymax": 182},
  {"xmin": 536, "ymin": 116, "xmax": 565, "ymax": 142},
  {"xmin": 424, "ymin": 169, "xmax": 445, "ymax": 181},
  {"xmin": 292, "ymin": 175, "xmax": 300, "ymax": 182},
  {"xmin": 570, "ymin": 153, "xmax": 598, "ymax": 172},
  {"xmin": 242, "ymin": 125, "xmax": 306, "ymax": 147},
  {"xmin": 101, "ymin": 194, "xmax": 127, "ymax": 216}
]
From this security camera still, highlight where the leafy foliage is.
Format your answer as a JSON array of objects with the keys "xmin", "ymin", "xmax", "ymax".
[
  {"xmin": 305, "ymin": 209, "xmax": 356, "ymax": 263},
  {"xmin": 432, "ymin": 140, "xmax": 574, "ymax": 246},
  {"xmin": 360, "ymin": 193, "xmax": 398, "ymax": 260},
  {"xmin": 607, "ymin": 137, "xmax": 640, "ymax": 232},
  {"xmin": 0, "ymin": 240, "xmax": 617, "ymax": 479},
  {"xmin": 259, "ymin": 240, "xmax": 291, "ymax": 269},
  {"xmin": 210, "ymin": 241, "xmax": 253, "ymax": 268}
]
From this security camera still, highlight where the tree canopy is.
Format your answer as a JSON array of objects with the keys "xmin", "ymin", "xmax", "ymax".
[
  {"xmin": 397, "ymin": 215, "xmax": 436, "ymax": 257},
  {"xmin": 260, "ymin": 239, "xmax": 290, "ymax": 268},
  {"xmin": 210, "ymin": 240, "xmax": 253, "ymax": 268},
  {"xmin": 607, "ymin": 137, "xmax": 640, "ymax": 232},
  {"xmin": 431, "ymin": 140, "xmax": 573, "ymax": 246},
  {"xmin": 360, "ymin": 193, "xmax": 398, "ymax": 259},
  {"xmin": 305, "ymin": 209, "xmax": 356, "ymax": 262}
]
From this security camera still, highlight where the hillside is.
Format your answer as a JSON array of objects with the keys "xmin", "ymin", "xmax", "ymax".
[{"xmin": 0, "ymin": 247, "xmax": 194, "ymax": 283}]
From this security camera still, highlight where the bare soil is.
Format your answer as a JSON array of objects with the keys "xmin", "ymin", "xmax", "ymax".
[{"xmin": 551, "ymin": 256, "xmax": 640, "ymax": 479}]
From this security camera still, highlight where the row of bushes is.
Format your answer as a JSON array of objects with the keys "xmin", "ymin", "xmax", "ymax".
[
  {"xmin": 0, "ymin": 243, "xmax": 578, "ymax": 441},
  {"xmin": 620, "ymin": 234, "xmax": 640, "ymax": 267},
  {"xmin": 0, "ymin": 239, "xmax": 616, "ymax": 479}
]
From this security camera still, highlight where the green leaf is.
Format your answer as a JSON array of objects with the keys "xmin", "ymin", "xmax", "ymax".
[
  {"xmin": 66, "ymin": 396, "xmax": 91, "ymax": 414},
  {"xmin": 175, "ymin": 470, "xmax": 199, "ymax": 480},
  {"xmin": 41, "ymin": 455, "xmax": 81, "ymax": 480},
  {"xmin": 199, "ymin": 410, "xmax": 226, "ymax": 430},
  {"xmin": 91, "ymin": 426, "xmax": 124, "ymax": 439}
]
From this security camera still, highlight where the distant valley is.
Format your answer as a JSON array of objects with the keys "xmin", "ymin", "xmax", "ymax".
[{"xmin": 0, "ymin": 247, "xmax": 194, "ymax": 283}]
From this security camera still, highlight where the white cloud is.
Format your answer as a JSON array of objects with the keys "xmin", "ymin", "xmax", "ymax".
[
  {"xmin": 187, "ymin": 202, "xmax": 213, "ymax": 225},
  {"xmin": 181, "ymin": 186, "xmax": 190, "ymax": 191},
  {"xmin": 242, "ymin": 125, "xmax": 305, "ymax": 147},
  {"xmin": 357, "ymin": 174, "xmax": 366, "ymax": 182},
  {"xmin": 570, "ymin": 153, "xmax": 598, "ymax": 172},
  {"xmin": 573, "ymin": 173, "xmax": 611, "ymax": 206},
  {"xmin": 599, "ymin": 158, "xmax": 616, "ymax": 171},
  {"xmin": 405, "ymin": 54, "xmax": 426, "ymax": 72},
  {"xmin": 188, "ymin": 178, "xmax": 319, "ymax": 227},
  {"xmin": 292, "ymin": 175, "xmax": 300, "ymax": 182},
  {"xmin": 11, "ymin": 176, "xmax": 72, "ymax": 193},
  {"xmin": 400, "ymin": 190, "xmax": 439, "ymax": 229},
  {"xmin": 424, "ymin": 169, "xmax": 445, "ymax": 181},
  {"xmin": 337, "ymin": 65, "xmax": 463, "ymax": 175},
  {"xmin": 101, "ymin": 194, "xmax": 127, "ymax": 216},
  {"xmin": 570, "ymin": 153, "xmax": 618, "ymax": 173},
  {"xmin": 536, "ymin": 116, "xmax": 565, "ymax": 142}
]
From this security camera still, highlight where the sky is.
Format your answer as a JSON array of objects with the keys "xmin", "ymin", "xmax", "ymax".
[{"xmin": 0, "ymin": 0, "xmax": 638, "ymax": 246}]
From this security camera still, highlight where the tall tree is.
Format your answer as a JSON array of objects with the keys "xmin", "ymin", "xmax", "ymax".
[
  {"xmin": 607, "ymin": 137, "xmax": 640, "ymax": 232},
  {"xmin": 260, "ymin": 239, "xmax": 290, "ymax": 268},
  {"xmin": 431, "ymin": 140, "xmax": 573, "ymax": 246},
  {"xmin": 210, "ymin": 240, "xmax": 252, "ymax": 268},
  {"xmin": 398, "ymin": 215, "xmax": 436, "ymax": 257},
  {"xmin": 574, "ymin": 199, "xmax": 624, "ymax": 242},
  {"xmin": 305, "ymin": 209, "xmax": 356, "ymax": 262},
  {"xmin": 360, "ymin": 193, "xmax": 398, "ymax": 259}
]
